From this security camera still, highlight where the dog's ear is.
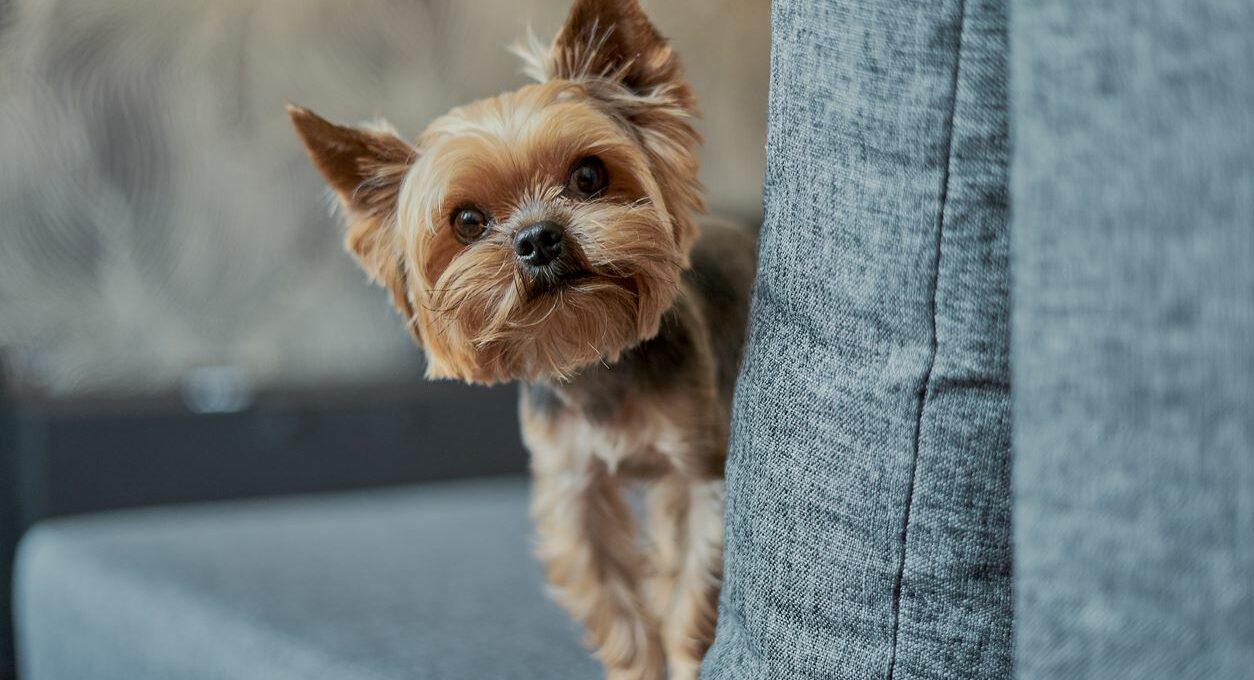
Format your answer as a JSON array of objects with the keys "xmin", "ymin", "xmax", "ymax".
[
  {"xmin": 288, "ymin": 106, "xmax": 420, "ymax": 338},
  {"xmin": 541, "ymin": 0, "xmax": 703, "ymax": 255},
  {"xmin": 550, "ymin": 0, "xmax": 689, "ymax": 102}
]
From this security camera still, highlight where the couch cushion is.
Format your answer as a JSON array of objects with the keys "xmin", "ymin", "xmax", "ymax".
[
  {"xmin": 15, "ymin": 477, "xmax": 598, "ymax": 680},
  {"xmin": 703, "ymin": 1, "xmax": 1013, "ymax": 678},
  {"xmin": 1011, "ymin": 1, "xmax": 1254, "ymax": 677}
]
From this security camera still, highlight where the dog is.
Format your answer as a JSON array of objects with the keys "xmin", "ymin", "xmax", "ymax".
[{"xmin": 288, "ymin": 0, "xmax": 754, "ymax": 676}]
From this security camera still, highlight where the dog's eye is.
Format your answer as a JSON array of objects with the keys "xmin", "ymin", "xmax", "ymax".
[
  {"xmin": 452, "ymin": 208, "xmax": 489, "ymax": 243},
  {"xmin": 568, "ymin": 157, "xmax": 608, "ymax": 198}
]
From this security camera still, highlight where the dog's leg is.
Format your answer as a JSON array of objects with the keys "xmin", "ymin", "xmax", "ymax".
[
  {"xmin": 654, "ymin": 476, "xmax": 724, "ymax": 680},
  {"xmin": 644, "ymin": 476, "xmax": 686, "ymax": 621},
  {"xmin": 531, "ymin": 461, "xmax": 664, "ymax": 679}
]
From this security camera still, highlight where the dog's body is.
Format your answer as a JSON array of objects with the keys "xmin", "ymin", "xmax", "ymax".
[
  {"xmin": 522, "ymin": 221, "xmax": 753, "ymax": 677},
  {"xmin": 289, "ymin": 1, "xmax": 754, "ymax": 676}
]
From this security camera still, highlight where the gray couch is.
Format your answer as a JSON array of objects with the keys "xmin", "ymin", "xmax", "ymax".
[
  {"xmin": 17, "ymin": 480, "xmax": 596, "ymax": 679},
  {"xmin": 704, "ymin": 1, "xmax": 1253, "ymax": 679},
  {"xmin": 13, "ymin": 0, "xmax": 1254, "ymax": 679}
]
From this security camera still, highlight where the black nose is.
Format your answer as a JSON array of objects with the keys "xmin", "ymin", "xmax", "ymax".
[{"xmin": 514, "ymin": 221, "xmax": 565, "ymax": 268}]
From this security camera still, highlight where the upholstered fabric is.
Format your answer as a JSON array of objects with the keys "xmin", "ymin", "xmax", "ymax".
[
  {"xmin": 708, "ymin": 0, "xmax": 1253, "ymax": 678},
  {"xmin": 15, "ymin": 478, "xmax": 599, "ymax": 680},
  {"xmin": 703, "ymin": 1, "xmax": 1014, "ymax": 678},
  {"xmin": 1010, "ymin": 1, "xmax": 1254, "ymax": 678}
]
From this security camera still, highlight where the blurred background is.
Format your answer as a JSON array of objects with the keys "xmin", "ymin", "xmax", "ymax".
[{"xmin": 0, "ymin": 0, "xmax": 769, "ymax": 676}]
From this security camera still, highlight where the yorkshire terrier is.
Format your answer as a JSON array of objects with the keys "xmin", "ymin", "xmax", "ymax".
[{"xmin": 288, "ymin": 0, "xmax": 754, "ymax": 676}]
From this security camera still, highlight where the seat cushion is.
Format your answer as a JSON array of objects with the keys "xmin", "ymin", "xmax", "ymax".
[{"xmin": 15, "ymin": 477, "xmax": 599, "ymax": 680}]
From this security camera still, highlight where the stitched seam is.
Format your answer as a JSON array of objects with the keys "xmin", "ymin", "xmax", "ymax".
[{"xmin": 885, "ymin": 1, "xmax": 967, "ymax": 678}]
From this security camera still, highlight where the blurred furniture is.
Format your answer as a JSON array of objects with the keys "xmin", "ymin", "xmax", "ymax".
[
  {"xmin": 17, "ymin": 479, "xmax": 596, "ymax": 680},
  {"xmin": 2, "ymin": 379, "xmax": 527, "ymax": 680},
  {"xmin": 0, "ymin": 381, "xmax": 524, "ymax": 677},
  {"xmin": 0, "ymin": 361, "xmax": 18, "ymax": 679}
]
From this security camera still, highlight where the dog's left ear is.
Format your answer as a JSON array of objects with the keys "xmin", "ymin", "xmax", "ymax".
[
  {"xmin": 545, "ymin": 0, "xmax": 704, "ymax": 253},
  {"xmin": 550, "ymin": 0, "xmax": 690, "ymax": 105},
  {"xmin": 288, "ymin": 105, "xmax": 421, "ymax": 339}
]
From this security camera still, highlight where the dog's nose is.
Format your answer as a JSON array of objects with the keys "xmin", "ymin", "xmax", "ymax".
[{"xmin": 514, "ymin": 221, "xmax": 565, "ymax": 268}]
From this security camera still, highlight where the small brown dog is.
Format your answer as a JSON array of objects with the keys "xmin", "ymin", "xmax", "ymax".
[{"xmin": 289, "ymin": 0, "xmax": 754, "ymax": 676}]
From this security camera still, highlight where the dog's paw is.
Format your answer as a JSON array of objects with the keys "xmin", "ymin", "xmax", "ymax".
[
  {"xmin": 598, "ymin": 620, "xmax": 666, "ymax": 680},
  {"xmin": 665, "ymin": 657, "xmax": 700, "ymax": 680}
]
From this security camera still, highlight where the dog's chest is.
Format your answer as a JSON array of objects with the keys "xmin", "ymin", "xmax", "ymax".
[
  {"xmin": 520, "ymin": 382, "xmax": 689, "ymax": 477},
  {"xmin": 518, "ymin": 287, "xmax": 731, "ymax": 477}
]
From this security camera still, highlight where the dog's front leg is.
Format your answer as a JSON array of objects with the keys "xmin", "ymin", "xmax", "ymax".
[
  {"xmin": 530, "ymin": 458, "xmax": 665, "ymax": 679},
  {"xmin": 651, "ymin": 475, "xmax": 724, "ymax": 680}
]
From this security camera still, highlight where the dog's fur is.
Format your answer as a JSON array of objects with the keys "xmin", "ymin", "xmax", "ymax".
[{"xmin": 289, "ymin": 1, "xmax": 754, "ymax": 676}]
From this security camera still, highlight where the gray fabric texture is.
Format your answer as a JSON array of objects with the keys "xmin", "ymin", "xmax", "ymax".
[
  {"xmin": 15, "ymin": 478, "xmax": 599, "ymax": 680},
  {"xmin": 703, "ymin": 1, "xmax": 1013, "ymax": 678},
  {"xmin": 1011, "ymin": 1, "xmax": 1254, "ymax": 678}
]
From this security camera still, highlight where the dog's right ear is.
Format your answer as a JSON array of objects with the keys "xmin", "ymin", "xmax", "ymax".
[
  {"xmin": 549, "ymin": 0, "xmax": 686, "ymax": 99},
  {"xmin": 288, "ymin": 106, "xmax": 420, "ymax": 338}
]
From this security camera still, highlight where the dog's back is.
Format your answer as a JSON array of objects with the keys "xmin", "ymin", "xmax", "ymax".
[{"xmin": 684, "ymin": 220, "xmax": 758, "ymax": 405}]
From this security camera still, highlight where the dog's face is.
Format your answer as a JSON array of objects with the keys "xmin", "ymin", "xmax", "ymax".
[{"xmin": 290, "ymin": 0, "xmax": 702, "ymax": 384}]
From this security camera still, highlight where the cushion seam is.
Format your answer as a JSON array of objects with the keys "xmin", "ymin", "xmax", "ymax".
[{"xmin": 884, "ymin": 1, "xmax": 968, "ymax": 678}]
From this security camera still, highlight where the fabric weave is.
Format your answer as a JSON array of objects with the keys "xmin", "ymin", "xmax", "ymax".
[
  {"xmin": 1011, "ymin": 1, "xmax": 1254, "ymax": 678},
  {"xmin": 703, "ymin": 1, "xmax": 1014, "ymax": 678},
  {"xmin": 16, "ymin": 479, "xmax": 598, "ymax": 680}
]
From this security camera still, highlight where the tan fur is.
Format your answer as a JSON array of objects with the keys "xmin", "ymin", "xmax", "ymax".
[
  {"xmin": 401, "ymin": 79, "xmax": 688, "ymax": 383},
  {"xmin": 519, "ymin": 293, "xmax": 727, "ymax": 678},
  {"xmin": 289, "ymin": 1, "xmax": 745, "ymax": 677}
]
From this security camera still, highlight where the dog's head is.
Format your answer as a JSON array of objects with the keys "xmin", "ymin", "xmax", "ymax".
[{"xmin": 289, "ymin": 0, "xmax": 701, "ymax": 384}]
